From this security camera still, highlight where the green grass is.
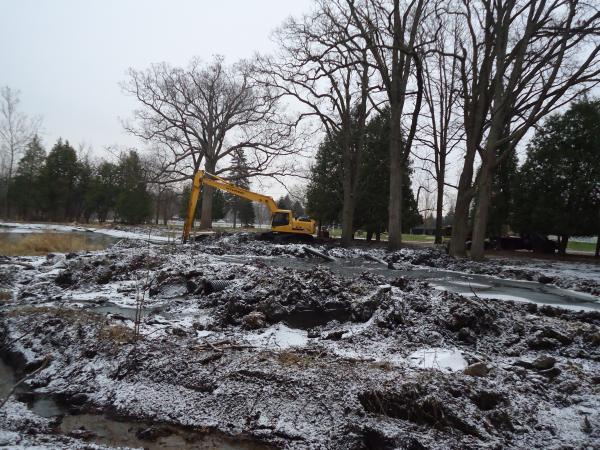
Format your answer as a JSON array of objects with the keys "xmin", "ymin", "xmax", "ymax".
[
  {"xmin": 567, "ymin": 241, "xmax": 598, "ymax": 252},
  {"xmin": 401, "ymin": 234, "xmax": 436, "ymax": 241}
]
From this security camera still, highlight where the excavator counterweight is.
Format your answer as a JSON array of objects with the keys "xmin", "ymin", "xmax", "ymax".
[{"xmin": 182, "ymin": 171, "xmax": 316, "ymax": 243}]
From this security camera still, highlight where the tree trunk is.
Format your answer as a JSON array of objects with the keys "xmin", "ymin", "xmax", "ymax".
[
  {"xmin": 366, "ymin": 230, "xmax": 373, "ymax": 242},
  {"xmin": 595, "ymin": 234, "xmax": 599, "ymax": 258},
  {"xmin": 388, "ymin": 106, "xmax": 404, "ymax": 250},
  {"xmin": 450, "ymin": 192, "xmax": 472, "ymax": 257},
  {"xmin": 200, "ymin": 160, "xmax": 216, "ymax": 230},
  {"xmin": 449, "ymin": 141, "xmax": 478, "ymax": 256},
  {"xmin": 340, "ymin": 178, "xmax": 356, "ymax": 248},
  {"xmin": 558, "ymin": 235, "xmax": 569, "ymax": 256},
  {"xmin": 155, "ymin": 191, "xmax": 162, "ymax": 225},
  {"xmin": 470, "ymin": 161, "xmax": 494, "ymax": 261},
  {"xmin": 233, "ymin": 209, "xmax": 237, "ymax": 228},
  {"xmin": 376, "ymin": 229, "xmax": 381, "ymax": 242},
  {"xmin": 434, "ymin": 167, "xmax": 445, "ymax": 244}
]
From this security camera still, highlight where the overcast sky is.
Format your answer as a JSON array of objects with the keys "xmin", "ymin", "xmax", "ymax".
[{"xmin": 0, "ymin": 0, "xmax": 313, "ymax": 160}]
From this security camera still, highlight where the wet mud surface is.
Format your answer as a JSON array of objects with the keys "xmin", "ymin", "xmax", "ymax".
[{"xmin": 1, "ymin": 232, "xmax": 600, "ymax": 449}]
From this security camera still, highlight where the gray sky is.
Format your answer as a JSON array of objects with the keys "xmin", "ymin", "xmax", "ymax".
[{"xmin": 0, "ymin": 0, "xmax": 313, "ymax": 160}]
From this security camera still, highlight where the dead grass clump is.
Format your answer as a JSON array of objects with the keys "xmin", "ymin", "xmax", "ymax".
[
  {"xmin": 277, "ymin": 350, "xmax": 317, "ymax": 369},
  {"xmin": 0, "ymin": 290, "xmax": 12, "ymax": 301},
  {"xmin": 6, "ymin": 305, "xmax": 54, "ymax": 318},
  {"xmin": 99, "ymin": 324, "xmax": 135, "ymax": 345},
  {"xmin": 0, "ymin": 231, "xmax": 104, "ymax": 256}
]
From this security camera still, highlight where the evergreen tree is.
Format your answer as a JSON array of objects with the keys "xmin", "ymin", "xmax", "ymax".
[
  {"xmin": 226, "ymin": 149, "xmax": 252, "ymax": 228},
  {"xmin": 306, "ymin": 139, "xmax": 343, "ymax": 229},
  {"xmin": 511, "ymin": 98, "xmax": 600, "ymax": 255},
  {"xmin": 10, "ymin": 135, "xmax": 46, "ymax": 219},
  {"xmin": 276, "ymin": 194, "xmax": 293, "ymax": 210},
  {"xmin": 239, "ymin": 198, "xmax": 256, "ymax": 227},
  {"xmin": 76, "ymin": 153, "xmax": 96, "ymax": 223},
  {"xmin": 40, "ymin": 139, "xmax": 80, "ymax": 221},
  {"xmin": 291, "ymin": 200, "xmax": 305, "ymax": 217},
  {"xmin": 306, "ymin": 109, "xmax": 421, "ymax": 240},
  {"xmin": 86, "ymin": 161, "xmax": 119, "ymax": 222},
  {"xmin": 114, "ymin": 150, "xmax": 153, "ymax": 224},
  {"xmin": 355, "ymin": 110, "xmax": 422, "ymax": 240},
  {"xmin": 487, "ymin": 148, "xmax": 518, "ymax": 237}
]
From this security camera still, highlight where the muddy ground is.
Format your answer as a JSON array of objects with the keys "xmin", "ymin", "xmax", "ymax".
[{"xmin": 1, "ymin": 232, "xmax": 600, "ymax": 449}]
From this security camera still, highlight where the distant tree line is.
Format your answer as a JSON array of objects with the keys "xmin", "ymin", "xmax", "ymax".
[{"xmin": 4, "ymin": 137, "xmax": 154, "ymax": 224}]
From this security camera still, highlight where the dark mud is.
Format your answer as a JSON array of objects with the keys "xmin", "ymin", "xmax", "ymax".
[{"xmin": 0, "ymin": 232, "xmax": 599, "ymax": 449}]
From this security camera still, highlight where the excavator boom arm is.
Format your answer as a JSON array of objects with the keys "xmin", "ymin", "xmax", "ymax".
[{"xmin": 182, "ymin": 171, "xmax": 278, "ymax": 242}]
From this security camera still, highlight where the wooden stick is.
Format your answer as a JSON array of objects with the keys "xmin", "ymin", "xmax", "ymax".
[
  {"xmin": 364, "ymin": 254, "xmax": 387, "ymax": 265},
  {"xmin": 304, "ymin": 247, "xmax": 335, "ymax": 262}
]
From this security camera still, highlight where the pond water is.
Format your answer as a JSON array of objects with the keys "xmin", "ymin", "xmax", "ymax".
[{"xmin": 218, "ymin": 254, "xmax": 600, "ymax": 312}]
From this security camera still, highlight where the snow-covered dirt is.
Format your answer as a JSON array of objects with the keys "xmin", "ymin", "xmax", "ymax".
[{"xmin": 1, "ymin": 232, "xmax": 600, "ymax": 449}]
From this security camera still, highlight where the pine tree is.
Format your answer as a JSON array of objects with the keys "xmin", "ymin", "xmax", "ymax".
[
  {"xmin": 306, "ymin": 139, "xmax": 343, "ymax": 229},
  {"xmin": 511, "ymin": 98, "xmax": 600, "ymax": 255},
  {"xmin": 276, "ymin": 194, "xmax": 293, "ymax": 210},
  {"xmin": 226, "ymin": 149, "xmax": 252, "ymax": 228},
  {"xmin": 239, "ymin": 198, "xmax": 256, "ymax": 227},
  {"xmin": 114, "ymin": 150, "xmax": 152, "ymax": 224},
  {"xmin": 10, "ymin": 135, "xmax": 45, "ymax": 219},
  {"xmin": 40, "ymin": 139, "xmax": 80, "ymax": 222},
  {"xmin": 355, "ymin": 110, "xmax": 422, "ymax": 241},
  {"xmin": 86, "ymin": 161, "xmax": 119, "ymax": 222},
  {"xmin": 291, "ymin": 200, "xmax": 305, "ymax": 217}
]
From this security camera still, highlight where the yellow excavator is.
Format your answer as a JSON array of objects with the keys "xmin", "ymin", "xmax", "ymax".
[{"xmin": 182, "ymin": 171, "xmax": 316, "ymax": 243}]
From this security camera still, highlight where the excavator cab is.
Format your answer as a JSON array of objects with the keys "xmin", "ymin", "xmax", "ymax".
[
  {"xmin": 271, "ymin": 210, "xmax": 316, "ymax": 235},
  {"xmin": 272, "ymin": 212, "xmax": 290, "ymax": 228}
]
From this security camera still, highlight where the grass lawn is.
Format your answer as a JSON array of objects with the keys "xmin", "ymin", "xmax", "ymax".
[{"xmin": 567, "ymin": 241, "xmax": 598, "ymax": 252}]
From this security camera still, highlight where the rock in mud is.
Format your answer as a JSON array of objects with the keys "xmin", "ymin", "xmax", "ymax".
[
  {"xmin": 527, "ymin": 330, "xmax": 559, "ymax": 349},
  {"xmin": 539, "ymin": 367, "xmax": 562, "ymax": 378},
  {"xmin": 538, "ymin": 275, "xmax": 555, "ymax": 284},
  {"xmin": 464, "ymin": 362, "xmax": 489, "ymax": 377},
  {"xmin": 257, "ymin": 299, "xmax": 287, "ymax": 323},
  {"xmin": 54, "ymin": 271, "xmax": 75, "ymax": 286},
  {"xmin": 532, "ymin": 355, "xmax": 556, "ymax": 370},
  {"xmin": 95, "ymin": 267, "xmax": 113, "ymax": 284},
  {"xmin": 244, "ymin": 311, "xmax": 266, "ymax": 329}
]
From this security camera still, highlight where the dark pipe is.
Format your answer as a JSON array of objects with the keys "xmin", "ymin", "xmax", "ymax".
[{"xmin": 204, "ymin": 280, "xmax": 233, "ymax": 295}]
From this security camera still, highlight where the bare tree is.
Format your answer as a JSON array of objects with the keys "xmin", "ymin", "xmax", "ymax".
[
  {"xmin": 445, "ymin": 0, "xmax": 600, "ymax": 260},
  {"xmin": 258, "ymin": 4, "xmax": 371, "ymax": 247},
  {"xmin": 416, "ymin": 13, "xmax": 462, "ymax": 244},
  {"xmin": 120, "ymin": 56, "xmax": 304, "ymax": 229},
  {"xmin": 346, "ymin": 0, "xmax": 428, "ymax": 250},
  {"xmin": 0, "ymin": 87, "xmax": 43, "ymax": 219}
]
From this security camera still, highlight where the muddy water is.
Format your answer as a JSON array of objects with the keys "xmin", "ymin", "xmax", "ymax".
[
  {"xmin": 0, "ymin": 359, "xmax": 271, "ymax": 449},
  {"xmin": 220, "ymin": 254, "xmax": 600, "ymax": 312},
  {"xmin": 60, "ymin": 415, "xmax": 271, "ymax": 450}
]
